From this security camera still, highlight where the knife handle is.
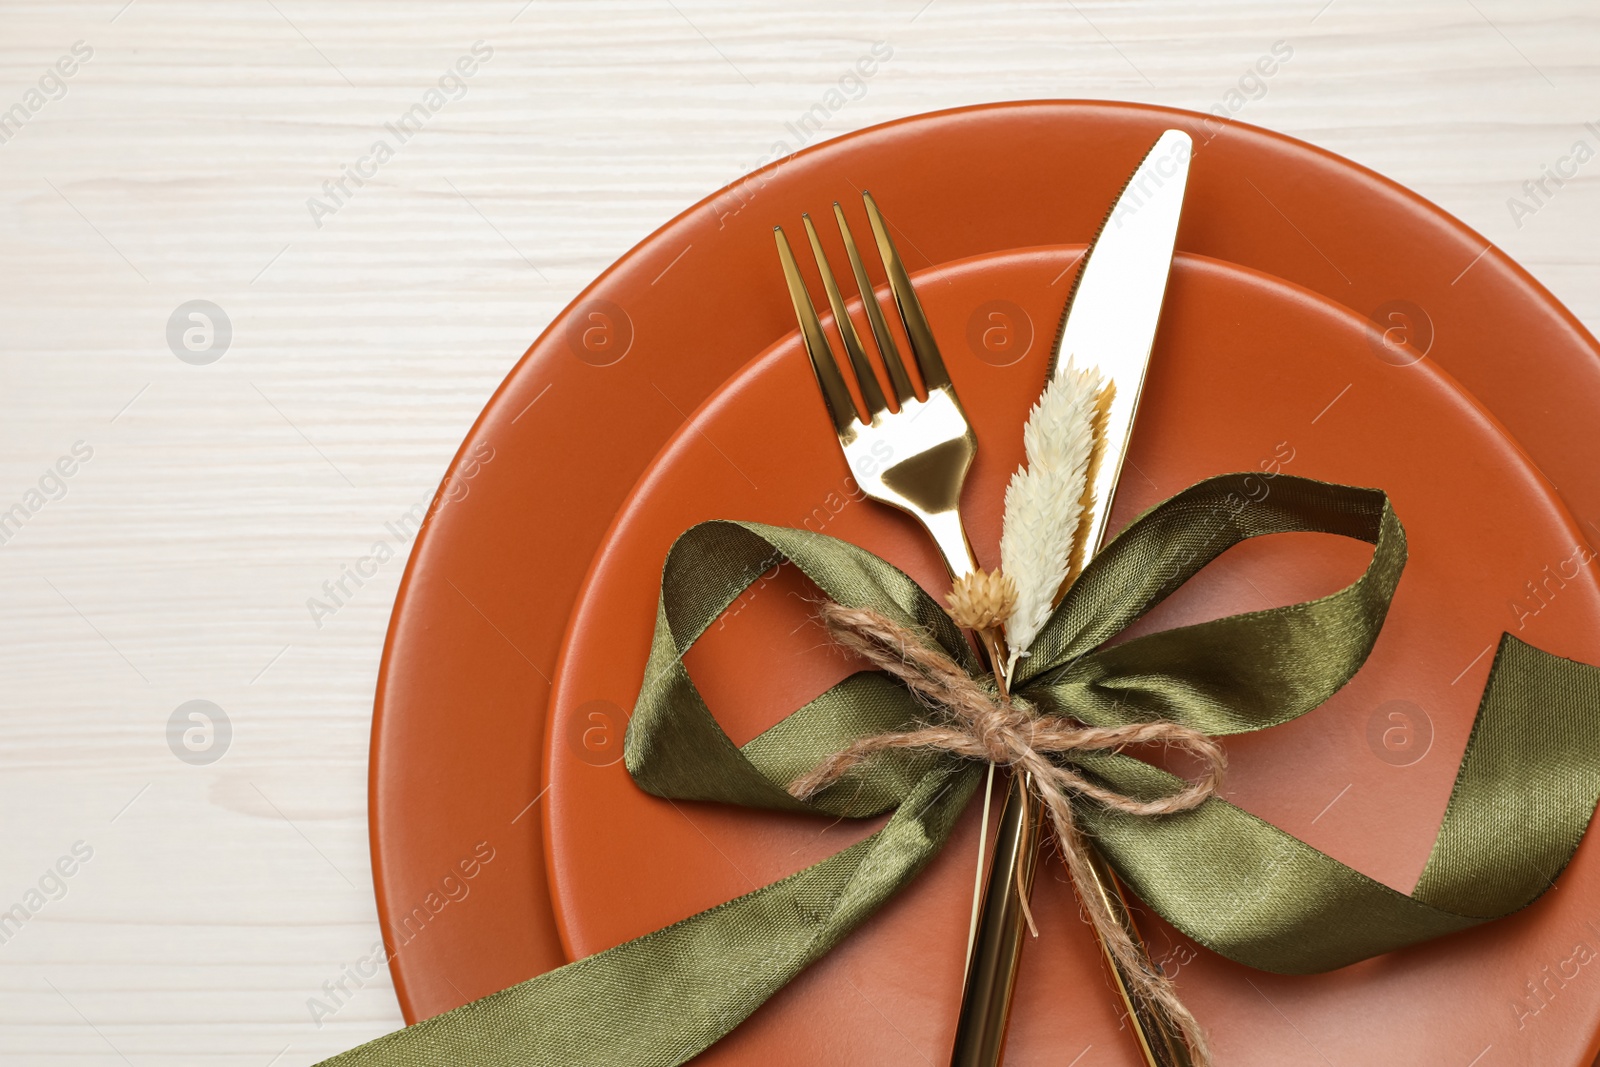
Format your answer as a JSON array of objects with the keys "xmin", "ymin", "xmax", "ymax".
[{"xmin": 1084, "ymin": 846, "xmax": 1193, "ymax": 1067}]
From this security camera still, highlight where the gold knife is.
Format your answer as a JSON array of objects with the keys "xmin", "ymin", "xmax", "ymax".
[{"xmin": 950, "ymin": 127, "xmax": 1194, "ymax": 1067}]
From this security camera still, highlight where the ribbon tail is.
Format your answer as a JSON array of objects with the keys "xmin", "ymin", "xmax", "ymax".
[
  {"xmin": 1074, "ymin": 633, "xmax": 1600, "ymax": 975},
  {"xmin": 317, "ymin": 763, "xmax": 977, "ymax": 1067},
  {"xmin": 1414, "ymin": 633, "xmax": 1600, "ymax": 915}
]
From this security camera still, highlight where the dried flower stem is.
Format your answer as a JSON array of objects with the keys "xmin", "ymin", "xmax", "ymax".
[{"xmin": 999, "ymin": 359, "xmax": 1108, "ymax": 675}]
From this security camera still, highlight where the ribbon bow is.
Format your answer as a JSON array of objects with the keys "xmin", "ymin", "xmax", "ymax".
[{"xmin": 322, "ymin": 473, "xmax": 1600, "ymax": 1067}]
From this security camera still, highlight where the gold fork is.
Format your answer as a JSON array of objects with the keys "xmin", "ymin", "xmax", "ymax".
[
  {"xmin": 774, "ymin": 193, "xmax": 980, "ymax": 585},
  {"xmin": 776, "ymin": 192, "xmax": 1011, "ymax": 988}
]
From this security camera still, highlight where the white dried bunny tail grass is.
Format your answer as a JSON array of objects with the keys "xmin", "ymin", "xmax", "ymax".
[{"xmin": 1000, "ymin": 359, "xmax": 1106, "ymax": 677}]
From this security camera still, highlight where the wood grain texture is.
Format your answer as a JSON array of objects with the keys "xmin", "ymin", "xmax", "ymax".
[{"xmin": 0, "ymin": 1, "xmax": 1595, "ymax": 1063}]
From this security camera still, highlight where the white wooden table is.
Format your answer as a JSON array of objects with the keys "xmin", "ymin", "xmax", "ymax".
[{"xmin": 1, "ymin": 2, "xmax": 1595, "ymax": 1063}]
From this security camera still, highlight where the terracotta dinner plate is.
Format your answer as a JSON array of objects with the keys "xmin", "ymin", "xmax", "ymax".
[
  {"xmin": 368, "ymin": 101, "xmax": 1600, "ymax": 1061},
  {"xmin": 547, "ymin": 247, "xmax": 1600, "ymax": 1065}
]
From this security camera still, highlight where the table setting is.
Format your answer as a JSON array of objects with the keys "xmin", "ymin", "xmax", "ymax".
[{"xmin": 328, "ymin": 101, "xmax": 1600, "ymax": 1065}]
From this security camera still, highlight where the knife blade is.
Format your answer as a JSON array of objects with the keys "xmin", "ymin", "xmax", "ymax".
[{"xmin": 1055, "ymin": 126, "xmax": 1192, "ymax": 557}]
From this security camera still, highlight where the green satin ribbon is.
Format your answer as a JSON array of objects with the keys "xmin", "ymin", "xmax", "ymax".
[{"xmin": 322, "ymin": 473, "xmax": 1600, "ymax": 1066}]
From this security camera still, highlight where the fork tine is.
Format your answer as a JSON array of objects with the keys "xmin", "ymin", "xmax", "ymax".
[
  {"xmin": 802, "ymin": 213, "xmax": 888, "ymax": 420},
  {"xmin": 833, "ymin": 202, "xmax": 917, "ymax": 406},
  {"xmin": 774, "ymin": 225, "xmax": 857, "ymax": 435},
  {"xmin": 862, "ymin": 190, "xmax": 952, "ymax": 391}
]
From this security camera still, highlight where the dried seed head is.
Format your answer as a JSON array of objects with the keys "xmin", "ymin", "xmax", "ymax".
[{"xmin": 946, "ymin": 568, "xmax": 1018, "ymax": 632}]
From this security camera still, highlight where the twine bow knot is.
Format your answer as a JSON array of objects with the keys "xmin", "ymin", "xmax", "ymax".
[{"xmin": 788, "ymin": 602, "xmax": 1227, "ymax": 820}]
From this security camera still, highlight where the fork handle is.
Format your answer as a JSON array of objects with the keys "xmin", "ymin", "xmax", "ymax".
[
  {"xmin": 951, "ymin": 776, "xmax": 1190, "ymax": 1067},
  {"xmin": 950, "ymin": 770, "xmax": 1041, "ymax": 1065}
]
